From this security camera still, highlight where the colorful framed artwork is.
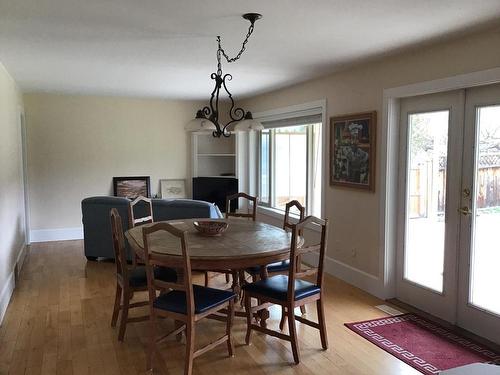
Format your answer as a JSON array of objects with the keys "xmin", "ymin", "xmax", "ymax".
[
  {"xmin": 330, "ymin": 111, "xmax": 376, "ymax": 191},
  {"xmin": 113, "ymin": 176, "xmax": 151, "ymax": 199}
]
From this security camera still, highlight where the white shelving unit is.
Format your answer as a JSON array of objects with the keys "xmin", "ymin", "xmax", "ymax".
[{"xmin": 191, "ymin": 132, "xmax": 238, "ymax": 179}]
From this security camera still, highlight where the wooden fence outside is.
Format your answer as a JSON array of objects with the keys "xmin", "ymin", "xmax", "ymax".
[{"xmin": 410, "ymin": 154, "xmax": 500, "ymax": 218}]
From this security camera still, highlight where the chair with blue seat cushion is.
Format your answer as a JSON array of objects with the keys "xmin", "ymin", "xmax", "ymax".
[
  {"xmin": 142, "ymin": 222, "xmax": 236, "ymax": 375},
  {"xmin": 153, "ymin": 284, "xmax": 235, "ymax": 315},
  {"xmin": 243, "ymin": 275, "xmax": 320, "ymax": 301},
  {"xmin": 243, "ymin": 215, "xmax": 329, "ymax": 365},
  {"xmin": 246, "ymin": 200, "xmax": 307, "ymax": 325},
  {"xmin": 109, "ymin": 208, "xmax": 177, "ymax": 341}
]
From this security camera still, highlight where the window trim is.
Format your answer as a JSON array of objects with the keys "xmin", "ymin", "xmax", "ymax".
[
  {"xmin": 258, "ymin": 124, "xmax": 313, "ymax": 213},
  {"xmin": 258, "ymin": 128, "xmax": 272, "ymax": 208},
  {"xmin": 253, "ymin": 100, "xmax": 327, "ymax": 219}
]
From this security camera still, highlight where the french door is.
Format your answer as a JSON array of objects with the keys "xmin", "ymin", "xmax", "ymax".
[
  {"xmin": 457, "ymin": 83, "xmax": 500, "ymax": 343},
  {"xmin": 397, "ymin": 84, "xmax": 500, "ymax": 343}
]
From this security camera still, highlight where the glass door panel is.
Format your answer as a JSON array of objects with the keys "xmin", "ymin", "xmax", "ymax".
[
  {"xmin": 457, "ymin": 83, "xmax": 500, "ymax": 344},
  {"xmin": 398, "ymin": 90, "xmax": 463, "ymax": 323},
  {"xmin": 404, "ymin": 111, "xmax": 449, "ymax": 292},
  {"xmin": 469, "ymin": 105, "xmax": 500, "ymax": 315}
]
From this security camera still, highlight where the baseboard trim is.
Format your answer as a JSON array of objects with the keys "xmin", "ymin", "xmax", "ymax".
[
  {"xmin": 0, "ymin": 243, "xmax": 27, "ymax": 326},
  {"xmin": 303, "ymin": 253, "xmax": 387, "ymax": 300},
  {"xmin": 30, "ymin": 227, "xmax": 83, "ymax": 242},
  {"xmin": 0, "ymin": 271, "xmax": 15, "ymax": 326},
  {"xmin": 15, "ymin": 243, "xmax": 28, "ymax": 277}
]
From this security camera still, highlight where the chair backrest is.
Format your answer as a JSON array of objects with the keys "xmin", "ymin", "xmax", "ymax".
[
  {"xmin": 110, "ymin": 208, "xmax": 128, "ymax": 281},
  {"xmin": 225, "ymin": 192, "xmax": 257, "ymax": 221},
  {"xmin": 283, "ymin": 200, "xmax": 306, "ymax": 235},
  {"xmin": 128, "ymin": 196, "xmax": 154, "ymax": 228},
  {"xmin": 142, "ymin": 223, "xmax": 194, "ymax": 315},
  {"xmin": 287, "ymin": 216, "xmax": 328, "ymax": 302}
]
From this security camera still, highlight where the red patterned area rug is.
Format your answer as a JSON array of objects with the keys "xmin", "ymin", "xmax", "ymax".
[{"xmin": 345, "ymin": 314, "xmax": 500, "ymax": 374}]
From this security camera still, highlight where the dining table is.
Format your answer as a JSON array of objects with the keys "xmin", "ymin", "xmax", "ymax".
[{"xmin": 125, "ymin": 218, "xmax": 302, "ymax": 327}]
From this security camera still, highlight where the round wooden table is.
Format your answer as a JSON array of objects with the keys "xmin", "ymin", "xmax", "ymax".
[
  {"xmin": 125, "ymin": 218, "xmax": 296, "ymax": 271},
  {"xmin": 125, "ymin": 218, "xmax": 300, "ymax": 326}
]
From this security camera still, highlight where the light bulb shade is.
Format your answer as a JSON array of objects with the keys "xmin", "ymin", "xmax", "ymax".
[
  {"xmin": 233, "ymin": 118, "xmax": 264, "ymax": 132},
  {"xmin": 185, "ymin": 117, "xmax": 216, "ymax": 132}
]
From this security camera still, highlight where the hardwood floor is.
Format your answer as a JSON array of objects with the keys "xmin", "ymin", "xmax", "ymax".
[{"xmin": 0, "ymin": 240, "xmax": 419, "ymax": 375}]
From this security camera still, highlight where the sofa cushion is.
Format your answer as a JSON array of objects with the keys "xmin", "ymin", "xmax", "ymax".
[
  {"xmin": 151, "ymin": 198, "xmax": 222, "ymax": 221},
  {"xmin": 81, "ymin": 196, "xmax": 222, "ymax": 259}
]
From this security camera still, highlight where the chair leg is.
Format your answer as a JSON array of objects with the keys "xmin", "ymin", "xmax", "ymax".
[
  {"xmin": 244, "ymin": 293, "xmax": 253, "ymax": 345},
  {"xmin": 287, "ymin": 305, "xmax": 300, "ymax": 364},
  {"xmin": 238, "ymin": 271, "xmax": 246, "ymax": 306},
  {"xmin": 146, "ymin": 311, "xmax": 156, "ymax": 371},
  {"xmin": 225, "ymin": 273, "xmax": 230, "ymax": 283},
  {"xmin": 300, "ymin": 305, "xmax": 307, "ymax": 315},
  {"xmin": 175, "ymin": 320, "xmax": 184, "ymax": 342},
  {"xmin": 317, "ymin": 298, "xmax": 328, "ymax": 350},
  {"xmin": 204, "ymin": 272, "xmax": 209, "ymax": 287},
  {"xmin": 184, "ymin": 321, "xmax": 195, "ymax": 375},
  {"xmin": 118, "ymin": 290, "xmax": 130, "ymax": 341},
  {"xmin": 279, "ymin": 306, "xmax": 287, "ymax": 331},
  {"xmin": 226, "ymin": 299, "xmax": 235, "ymax": 356},
  {"xmin": 111, "ymin": 283, "xmax": 122, "ymax": 327}
]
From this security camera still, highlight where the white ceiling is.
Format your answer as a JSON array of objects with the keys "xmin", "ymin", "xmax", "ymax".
[{"xmin": 1, "ymin": 0, "xmax": 500, "ymax": 100}]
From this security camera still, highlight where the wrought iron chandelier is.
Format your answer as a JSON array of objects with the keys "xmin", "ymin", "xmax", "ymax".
[{"xmin": 185, "ymin": 13, "xmax": 264, "ymax": 137}]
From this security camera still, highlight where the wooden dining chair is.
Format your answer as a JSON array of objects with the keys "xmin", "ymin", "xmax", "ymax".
[
  {"xmin": 110, "ymin": 208, "xmax": 177, "ymax": 341},
  {"xmin": 246, "ymin": 200, "xmax": 307, "ymax": 327},
  {"xmin": 128, "ymin": 196, "xmax": 153, "ymax": 265},
  {"xmin": 225, "ymin": 192, "xmax": 257, "ymax": 221},
  {"xmin": 203, "ymin": 192, "xmax": 258, "ymax": 287},
  {"xmin": 143, "ymin": 222, "xmax": 236, "ymax": 375},
  {"xmin": 243, "ymin": 215, "xmax": 329, "ymax": 364},
  {"xmin": 248, "ymin": 200, "xmax": 306, "ymax": 280},
  {"xmin": 128, "ymin": 195, "xmax": 154, "ymax": 228}
]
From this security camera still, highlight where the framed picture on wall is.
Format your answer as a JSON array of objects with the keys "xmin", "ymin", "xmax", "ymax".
[
  {"xmin": 113, "ymin": 176, "xmax": 151, "ymax": 199},
  {"xmin": 330, "ymin": 111, "xmax": 376, "ymax": 191},
  {"xmin": 160, "ymin": 179, "xmax": 187, "ymax": 199}
]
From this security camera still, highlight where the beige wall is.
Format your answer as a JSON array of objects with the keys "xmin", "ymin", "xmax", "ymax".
[
  {"xmin": 241, "ymin": 26, "xmax": 500, "ymax": 277},
  {"xmin": 23, "ymin": 94, "xmax": 203, "ymax": 230},
  {"xmin": 0, "ymin": 63, "xmax": 25, "ymax": 314}
]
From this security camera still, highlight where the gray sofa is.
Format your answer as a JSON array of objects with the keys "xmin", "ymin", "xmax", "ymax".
[{"xmin": 81, "ymin": 196, "xmax": 222, "ymax": 260}]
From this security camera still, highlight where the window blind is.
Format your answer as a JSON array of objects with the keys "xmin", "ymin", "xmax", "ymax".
[{"xmin": 260, "ymin": 110, "xmax": 322, "ymax": 129}]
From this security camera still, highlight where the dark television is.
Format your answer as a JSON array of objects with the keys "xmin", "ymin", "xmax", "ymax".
[{"xmin": 192, "ymin": 177, "xmax": 238, "ymax": 213}]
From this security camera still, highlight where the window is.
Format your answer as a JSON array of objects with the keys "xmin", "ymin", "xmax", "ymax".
[{"xmin": 258, "ymin": 114, "xmax": 322, "ymax": 216}]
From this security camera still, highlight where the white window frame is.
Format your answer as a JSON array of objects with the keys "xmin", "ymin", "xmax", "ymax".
[
  {"xmin": 258, "ymin": 125, "xmax": 317, "ymax": 213},
  {"xmin": 253, "ymin": 100, "xmax": 327, "ymax": 220}
]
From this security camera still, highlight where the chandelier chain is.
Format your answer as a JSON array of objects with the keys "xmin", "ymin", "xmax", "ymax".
[
  {"xmin": 194, "ymin": 14, "xmax": 261, "ymax": 137},
  {"xmin": 216, "ymin": 21, "xmax": 255, "ymax": 75}
]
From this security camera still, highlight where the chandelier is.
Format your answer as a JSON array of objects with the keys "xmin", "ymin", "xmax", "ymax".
[{"xmin": 185, "ymin": 13, "xmax": 264, "ymax": 137}]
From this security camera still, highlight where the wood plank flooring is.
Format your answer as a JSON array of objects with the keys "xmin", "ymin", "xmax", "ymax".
[{"xmin": 0, "ymin": 240, "xmax": 419, "ymax": 375}]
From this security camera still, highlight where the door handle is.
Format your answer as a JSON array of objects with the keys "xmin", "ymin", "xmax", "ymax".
[{"xmin": 458, "ymin": 206, "xmax": 472, "ymax": 216}]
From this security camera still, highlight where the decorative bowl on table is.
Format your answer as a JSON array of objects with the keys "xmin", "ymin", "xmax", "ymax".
[{"xmin": 193, "ymin": 220, "xmax": 229, "ymax": 236}]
